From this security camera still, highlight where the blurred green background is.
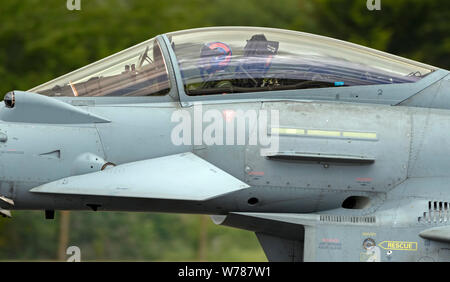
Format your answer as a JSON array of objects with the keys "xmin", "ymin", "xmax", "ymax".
[{"xmin": 0, "ymin": 0, "xmax": 448, "ymax": 261}]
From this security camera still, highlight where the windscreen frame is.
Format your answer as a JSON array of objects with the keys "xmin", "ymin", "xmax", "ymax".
[{"xmin": 28, "ymin": 36, "xmax": 180, "ymax": 103}]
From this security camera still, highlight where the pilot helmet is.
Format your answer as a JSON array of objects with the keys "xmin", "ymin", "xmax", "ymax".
[{"xmin": 199, "ymin": 42, "xmax": 232, "ymax": 75}]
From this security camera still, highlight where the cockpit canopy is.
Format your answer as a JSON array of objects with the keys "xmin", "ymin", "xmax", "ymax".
[
  {"xmin": 30, "ymin": 27, "xmax": 436, "ymax": 97},
  {"xmin": 168, "ymin": 27, "xmax": 436, "ymax": 95},
  {"xmin": 31, "ymin": 38, "xmax": 171, "ymax": 97}
]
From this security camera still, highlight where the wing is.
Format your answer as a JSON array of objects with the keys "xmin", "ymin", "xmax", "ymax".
[{"xmin": 30, "ymin": 152, "xmax": 249, "ymax": 201}]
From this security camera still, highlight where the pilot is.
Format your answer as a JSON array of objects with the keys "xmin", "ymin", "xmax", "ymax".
[
  {"xmin": 187, "ymin": 36, "xmax": 280, "ymax": 94},
  {"xmin": 186, "ymin": 41, "xmax": 234, "ymax": 93}
]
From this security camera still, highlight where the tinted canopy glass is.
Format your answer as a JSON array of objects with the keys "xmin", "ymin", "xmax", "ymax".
[
  {"xmin": 31, "ymin": 38, "xmax": 170, "ymax": 97},
  {"xmin": 167, "ymin": 27, "xmax": 436, "ymax": 96}
]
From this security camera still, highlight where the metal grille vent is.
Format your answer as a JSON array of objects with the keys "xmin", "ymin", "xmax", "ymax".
[
  {"xmin": 418, "ymin": 201, "xmax": 450, "ymax": 224},
  {"xmin": 319, "ymin": 215, "xmax": 376, "ymax": 224}
]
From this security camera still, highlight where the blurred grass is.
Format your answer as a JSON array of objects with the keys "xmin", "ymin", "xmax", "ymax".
[{"xmin": 0, "ymin": 211, "xmax": 266, "ymax": 261}]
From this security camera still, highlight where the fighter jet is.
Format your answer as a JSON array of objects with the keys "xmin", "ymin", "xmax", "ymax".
[{"xmin": 1, "ymin": 26, "xmax": 449, "ymax": 262}]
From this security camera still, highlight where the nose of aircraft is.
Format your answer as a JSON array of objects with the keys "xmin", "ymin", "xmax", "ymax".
[{"xmin": 0, "ymin": 91, "xmax": 111, "ymax": 212}]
